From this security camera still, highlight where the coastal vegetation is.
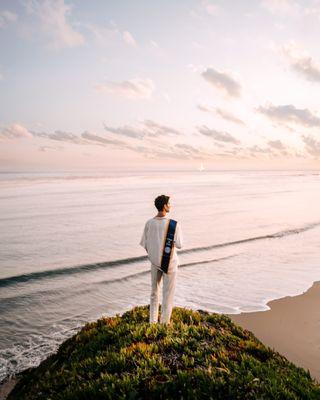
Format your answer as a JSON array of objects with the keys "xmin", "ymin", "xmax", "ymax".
[{"xmin": 8, "ymin": 306, "xmax": 320, "ymax": 399}]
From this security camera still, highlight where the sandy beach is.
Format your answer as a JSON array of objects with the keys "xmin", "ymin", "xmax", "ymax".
[{"xmin": 229, "ymin": 280, "xmax": 320, "ymax": 382}]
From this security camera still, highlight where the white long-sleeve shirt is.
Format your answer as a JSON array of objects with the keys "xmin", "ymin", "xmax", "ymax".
[{"xmin": 139, "ymin": 216, "xmax": 183, "ymax": 274}]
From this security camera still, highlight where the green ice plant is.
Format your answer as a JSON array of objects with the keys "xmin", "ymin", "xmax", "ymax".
[{"xmin": 8, "ymin": 306, "xmax": 320, "ymax": 399}]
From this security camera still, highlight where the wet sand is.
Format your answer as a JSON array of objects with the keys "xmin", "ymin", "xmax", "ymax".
[{"xmin": 229, "ymin": 281, "xmax": 320, "ymax": 382}]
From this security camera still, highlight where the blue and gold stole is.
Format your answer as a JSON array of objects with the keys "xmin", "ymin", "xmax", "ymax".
[{"xmin": 160, "ymin": 219, "xmax": 177, "ymax": 273}]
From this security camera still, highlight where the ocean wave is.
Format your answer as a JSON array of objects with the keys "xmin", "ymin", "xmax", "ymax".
[
  {"xmin": 0, "ymin": 323, "xmax": 83, "ymax": 384},
  {"xmin": 1, "ymin": 220, "xmax": 319, "ymax": 289},
  {"xmin": 96, "ymin": 254, "xmax": 240, "ymax": 285}
]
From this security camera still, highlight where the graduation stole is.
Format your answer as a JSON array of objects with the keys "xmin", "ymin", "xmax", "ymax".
[{"xmin": 160, "ymin": 219, "xmax": 177, "ymax": 273}]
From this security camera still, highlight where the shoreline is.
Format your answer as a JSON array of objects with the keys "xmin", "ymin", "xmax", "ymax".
[
  {"xmin": 0, "ymin": 376, "xmax": 20, "ymax": 400},
  {"xmin": 229, "ymin": 280, "xmax": 320, "ymax": 382},
  {"xmin": 1, "ymin": 281, "xmax": 319, "ymax": 398}
]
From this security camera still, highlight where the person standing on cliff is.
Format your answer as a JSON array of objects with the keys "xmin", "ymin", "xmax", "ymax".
[{"xmin": 140, "ymin": 195, "xmax": 183, "ymax": 324}]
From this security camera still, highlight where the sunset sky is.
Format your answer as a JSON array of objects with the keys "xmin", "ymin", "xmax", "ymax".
[{"xmin": 1, "ymin": 0, "xmax": 320, "ymax": 170}]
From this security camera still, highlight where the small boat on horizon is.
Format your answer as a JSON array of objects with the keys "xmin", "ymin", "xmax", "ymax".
[{"xmin": 198, "ymin": 162, "xmax": 205, "ymax": 171}]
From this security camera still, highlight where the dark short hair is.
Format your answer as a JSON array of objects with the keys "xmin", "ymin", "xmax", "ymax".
[{"xmin": 154, "ymin": 195, "xmax": 170, "ymax": 211}]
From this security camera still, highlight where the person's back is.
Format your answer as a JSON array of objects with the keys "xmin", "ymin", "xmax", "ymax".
[
  {"xmin": 141, "ymin": 215, "xmax": 182, "ymax": 274},
  {"xmin": 140, "ymin": 195, "xmax": 183, "ymax": 324}
]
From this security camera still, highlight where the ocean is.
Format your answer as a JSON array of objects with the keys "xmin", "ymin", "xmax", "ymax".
[{"xmin": 1, "ymin": 169, "xmax": 320, "ymax": 383}]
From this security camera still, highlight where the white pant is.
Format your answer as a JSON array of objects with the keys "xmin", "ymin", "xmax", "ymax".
[{"xmin": 149, "ymin": 263, "xmax": 177, "ymax": 324}]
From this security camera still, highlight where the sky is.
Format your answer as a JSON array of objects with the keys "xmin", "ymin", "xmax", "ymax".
[{"xmin": 1, "ymin": 0, "xmax": 320, "ymax": 171}]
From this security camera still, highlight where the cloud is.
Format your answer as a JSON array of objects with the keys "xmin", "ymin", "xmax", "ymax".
[
  {"xmin": 104, "ymin": 124, "xmax": 144, "ymax": 139},
  {"xmin": 104, "ymin": 120, "xmax": 181, "ymax": 140},
  {"xmin": 201, "ymin": 0, "xmax": 221, "ymax": 16},
  {"xmin": 201, "ymin": 67, "xmax": 242, "ymax": 98},
  {"xmin": 215, "ymin": 108, "xmax": 245, "ymax": 125},
  {"xmin": 142, "ymin": 120, "xmax": 181, "ymax": 136},
  {"xmin": 304, "ymin": 2, "xmax": 320, "ymax": 18},
  {"xmin": 0, "ymin": 10, "xmax": 17, "ymax": 28},
  {"xmin": 247, "ymin": 142, "xmax": 293, "ymax": 158},
  {"xmin": 197, "ymin": 104, "xmax": 245, "ymax": 125},
  {"xmin": 32, "ymin": 127, "xmax": 133, "ymax": 149},
  {"xmin": 122, "ymin": 30, "xmax": 137, "ymax": 47},
  {"xmin": 0, "ymin": 123, "xmax": 33, "ymax": 139},
  {"xmin": 81, "ymin": 22, "xmax": 118, "ymax": 46},
  {"xmin": 147, "ymin": 39, "xmax": 167, "ymax": 58},
  {"xmin": 30, "ymin": 124, "xmax": 185, "ymax": 162},
  {"xmin": 32, "ymin": 129, "xmax": 87, "ymax": 144},
  {"xmin": 2, "ymin": 122, "xmax": 197, "ymax": 162},
  {"xmin": 198, "ymin": 125, "xmax": 241, "ymax": 144},
  {"xmin": 197, "ymin": 104, "xmax": 212, "ymax": 113},
  {"xmin": 188, "ymin": 63, "xmax": 204, "ymax": 73},
  {"xmin": 281, "ymin": 42, "xmax": 320, "ymax": 82},
  {"xmin": 247, "ymin": 145, "xmax": 274, "ymax": 156},
  {"xmin": 93, "ymin": 123, "xmax": 202, "ymax": 160},
  {"xmin": 260, "ymin": 0, "xmax": 301, "ymax": 16},
  {"xmin": 54, "ymin": 130, "xmax": 83, "ymax": 143},
  {"xmin": 101, "ymin": 121, "xmax": 208, "ymax": 160},
  {"xmin": 174, "ymin": 143, "xmax": 200, "ymax": 156},
  {"xmin": 268, "ymin": 139, "xmax": 285, "ymax": 150},
  {"xmin": 25, "ymin": 0, "xmax": 85, "ymax": 49},
  {"xmin": 302, "ymin": 135, "xmax": 320, "ymax": 157},
  {"xmin": 257, "ymin": 103, "xmax": 320, "ymax": 128},
  {"xmin": 31, "ymin": 127, "xmax": 134, "ymax": 151},
  {"xmin": 83, "ymin": 21, "xmax": 137, "ymax": 49},
  {"xmin": 50, "ymin": 130, "xmax": 83, "ymax": 143},
  {"xmin": 262, "ymin": 0, "xmax": 320, "ymax": 19},
  {"xmin": 149, "ymin": 40, "xmax": 159, "ymax": 49},
  {"xmin": 134, "ymin": 142, "xmax": 206, "ymax": 160},
  {"xmin": 137, "ymin": 147, "xmax": 190, "ymax": 160},
  {"xmin": 95, "ymin": 78, "xmax": 154, "ymax": 100},
  {"xmin": 161, "ymin": 92, "xmax": 171, "ymax": 103},
  {"xmin": 82, "ymin": 131, "xmax": 128, "ymax": 147},
  {"xmin": 38, "ymin": 145, "xmax": 64, "ymax": 152}
]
